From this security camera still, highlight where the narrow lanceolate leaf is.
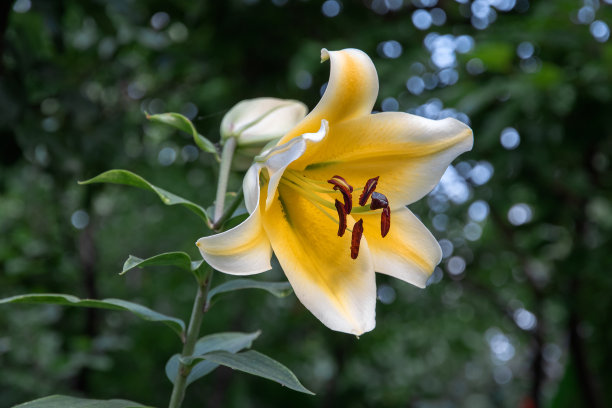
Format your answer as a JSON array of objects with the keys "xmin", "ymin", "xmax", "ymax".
[
  {"xmin": 13, "ymin": 395, "xmax": 149, "ymax": 408},
  {"xmin": 79, "ymin": 169, "xmax": 210, "ymax": 225},
  {"xmin": 206, "ymin": 279, "xmax": 293, "ymax": 307},
  {"xmin": 147, "ymin": 112, "xmax": 220, "ymax": 160},
  {"xmin": 122, "ymin": 252, "xmax": 202, "ymax": 275},
  {"xmin": 165, "ymin": 331, "xmax": 260, "ymax": 386},
  {"xmin": 184, "ymin": 350, "xmax": 314, "ymax": 395},
  {"xmin": 0, "ymin": 294, "xmax": 185, "ymax": 340}
]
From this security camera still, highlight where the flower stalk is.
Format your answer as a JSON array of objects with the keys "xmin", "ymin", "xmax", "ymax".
[
  {"xmin": 213, "ymin": 137, "xmax": 237, "ymax": 224},
  {"xmin": 169, "ymin": 131, "xmax": 239, "ymax": 407},
  {"xmin": 168, "ymin": 271, "xmax": 213, "ymax": 408}
]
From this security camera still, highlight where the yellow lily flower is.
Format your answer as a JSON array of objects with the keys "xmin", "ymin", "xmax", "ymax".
[{"xmin": 197, "ymin": 48, "xmax": 473, "ymax": 335}]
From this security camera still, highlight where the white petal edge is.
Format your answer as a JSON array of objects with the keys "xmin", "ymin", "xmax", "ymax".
[
  {"xmin": 261, "ymin": 120, "xmax": 328, "ymax": 210},
  {"xmin": 196, "ymin": 166, "xmax": 272, "ymax": 275}
]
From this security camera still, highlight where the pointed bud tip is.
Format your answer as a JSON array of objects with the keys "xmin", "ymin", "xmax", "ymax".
[{"xmin": 321, "ymin": 48, "xmax": 330, "ymax": 63}]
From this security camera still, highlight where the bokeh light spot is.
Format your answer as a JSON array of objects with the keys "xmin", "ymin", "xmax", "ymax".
[
  {"xmin": 464, "ymin": 222, "xmax": 482, "ymax": 241},
  {"xmin": 322, "ymin": 0, "xmax": 341, "ymax": 17},
  {"xmin": 295, "ymin": 70, "xmax": 313, "ymax": 90},
  {"xmin": 508, "ymin": 203, "xmax": 533, "ymax": 226},
  {"xmin": 516, "ymin": 41, "xmax": 534, "ymax": 59},
  {"xmin": 439, "ymin": 239, "xmax": 454, "ymax": 259},
  {"xmin": 168, "ymin": 22, "xmax": 189, "ymax": 42},
  {"xmin": 412, "ymin": 10, "xmax": 432, "ymax": 30},
  {"xmin": 380, "ymin": 40, "xmax": 403, "ymax": 58},
  {"xmin": 430, "ymin": 8, "xmax": 447, "ymax": 26},
  {"xmin": 150, "ymin": 12, "xmax": 170, "ymax": 30},
  {"xmin": 158, "ymin": 147, "xmax": 177, "ymax": 166},
  {"xmin": 71, "ymin": 210, "xmax": 90, "ymax": 230},
  {"xmin": 13, "ymin": 0, "xmax": 31, "ymax": 13},
  {"xmin": 590, "ymin": 20, "xmax": 610, "ymax": 42},
  {"xmin": 377, "ymin": 284, "xmax": 397, "ymax": 304},
  {"xmin": 181, "ymin": 145, "xmax": 199, "ymax": 162},
  {"xmin": 381, "ymin": 97, "xmax": 399, "ymax": 112},
  {"xmin": 513, "ymin": 308, "xmax": 537, "ymax": 330},
  {"xmin": 447, "ymin": 256, "xmax": 466, "ymax": 276},
  {"xmin": 466, "ymin": 58, "xmax": 485, "ymax": 75},
  {"xmin": 468, "ymin": 200, "xmax": 490, "ymax": 222},
  {"xmin": 469, "ymin": 161, "xmax": 494, "ymax": 185},
  {"xmin": 500, "ymin": 127, "xmax": 520, "ymax": 149},
  {"xmin": 406, "ymin": 76, "xmax": 425, "ymax": 95}
]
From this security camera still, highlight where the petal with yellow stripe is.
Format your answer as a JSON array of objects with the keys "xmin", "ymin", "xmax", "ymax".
[
  {"xmin": 279, "ymin": 48, "xmax": 379, "ymax": 150},
  {"xmin": 262, "ymin": 182, "xmax": 376, "ymax": 335},
  {"xmin": 300, "ymin": 112, "xmax": 473, "ymax": 207}
]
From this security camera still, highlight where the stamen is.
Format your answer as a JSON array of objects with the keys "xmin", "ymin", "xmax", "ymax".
[
  {"xmin": 334, "ymin": 199, "xmax": 347, "ymax": 237},
  {"xmin": 283, "ymin": 171, "xmax": 331, "ymax": 193},
  {"xmin": 381, "ymin": 207, "xmax": 391, "ymax": 237},
  {"xmin": 327, "ymin": 175, "xmax": 353, "ymax": 192},
  {"xmin": 351, "ymin": 219, "xmax": 364, "ymax": 260},
  {"xmin": 280, "ymin": 177, "xmax": 336, "ymax": 210},
  {"xmin": 369, "ymin": 192, "xmax": 389, "ymax": 210},
  {"xmin": 328, "ymin": 176, "xmax": 353, "ymax": 214},
  {"xmin": 359, "ymin": 177, "xmax": 379, "ymax": 206}
]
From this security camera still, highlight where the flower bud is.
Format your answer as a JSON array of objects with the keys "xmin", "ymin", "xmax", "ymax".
[{"xmin": 220, "ymin": 97, "xmax": 308, "ymax": 147}]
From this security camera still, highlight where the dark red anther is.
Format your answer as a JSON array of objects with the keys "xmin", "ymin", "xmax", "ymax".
[
  {"xmin": 351, "ymin": 219, "xmax": 364, "ymax": 260},
  {"xmin": 369, "ymin": 192, "xmax": 390, "ymax": 237},
  {"xmin": 328, "ymin": 176, "xmax": 353, "ymax": 214},
  {"xmin": 369, "ymin": 192, "xmax": 389, "ymax": 210},
  {"xmin": 381, "ymin": 207, "xmax": 391, "ymax": 237},
  {"xmin": 334, "ymin": 199, "xmax": 347, "ymax": 237},
  {"xmin": 359, "ymin": 176, "xmax": 379, "ymax": 206},
  {"xmin": 327, "ymin": 175, "xmax": 353, "ymax": 192}
]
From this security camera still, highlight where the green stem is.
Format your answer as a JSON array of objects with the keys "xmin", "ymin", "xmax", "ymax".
[
  {"xmin": 168, "ymin": 272, "xmax": 213, "ymax": 408},
  {"xmin": 212, "ymin": 188, "xmax": 244, "ymax": 231},
  {"xmin": 213, "ymin": 137, "xmax": 237, "ymax": 223}
]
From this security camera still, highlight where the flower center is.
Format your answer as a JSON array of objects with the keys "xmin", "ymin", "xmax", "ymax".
[{"xmin": 277, "ymin": 170, "xmax": 391, "ymax": 260}]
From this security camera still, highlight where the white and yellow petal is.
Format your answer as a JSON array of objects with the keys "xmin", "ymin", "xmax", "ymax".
[
  {"xmin": 257, "ymin": 120, "xmax": 328, "ymax": 210},
  {"xmin": 196, "ymin": 166, "xmax": 272, "ymax": 275},
  {"xmin": 261, "ymin": 182, "xmax": 377, "ymax": 335},
  {"xmin": 278, "ymin": 48, "xmax": 379, "ymax": 156},
  {"xmin": 300, "ymin": 112, "xmax": 473, "ymax": 207},
  {"xmin": 361, "ymin": 207, "xmax": 441, "ymax": 288}
]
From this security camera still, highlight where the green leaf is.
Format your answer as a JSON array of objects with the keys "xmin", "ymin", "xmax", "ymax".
[
  {"xmin": 13, "ymin": 395, "xmax": 149, "ymax": 408},
  {"xmin": 206, "ymin": 279, "xmax": 293, "ymax": 308},
  {"xmin": 121, "ymin": 252, "xmax": 202, "ymax": 276},
  {"xmin": 79, "ymin": 169, "xmax": 210, "ymax": 225},
  {"xmin": 165, "ymin": 331, "xmax": 260, "ymax": 386},
  {"xmin": 185, "ymin": 350, "xmax": 314, "ymax": 395},
  {"xmin": 147, "ymin": 112, "xmax": 219, "ymax": 160},
  {"xmin": 0, "ymin": 294, "xmax": 185, "ymax": 340}
]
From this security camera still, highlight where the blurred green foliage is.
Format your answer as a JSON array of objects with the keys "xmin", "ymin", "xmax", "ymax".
[{"xmin": 1, "ymin": 0, "xmax": 611, "ymax": 407}]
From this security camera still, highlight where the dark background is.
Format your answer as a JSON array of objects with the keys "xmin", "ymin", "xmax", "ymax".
[{"xmin": 1, "ymin": 0, "xmax": 611, "ymax": 407}]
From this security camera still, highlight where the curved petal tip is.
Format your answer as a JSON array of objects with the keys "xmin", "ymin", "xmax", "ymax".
[{"xmin": 321, "ymin": 48, "xmax": 330, "ymax": 62}]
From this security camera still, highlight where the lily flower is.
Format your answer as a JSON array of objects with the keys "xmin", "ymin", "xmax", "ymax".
[{"xmin": 197, "ymin": 48, "xmax": 473, "ymax": 335}]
